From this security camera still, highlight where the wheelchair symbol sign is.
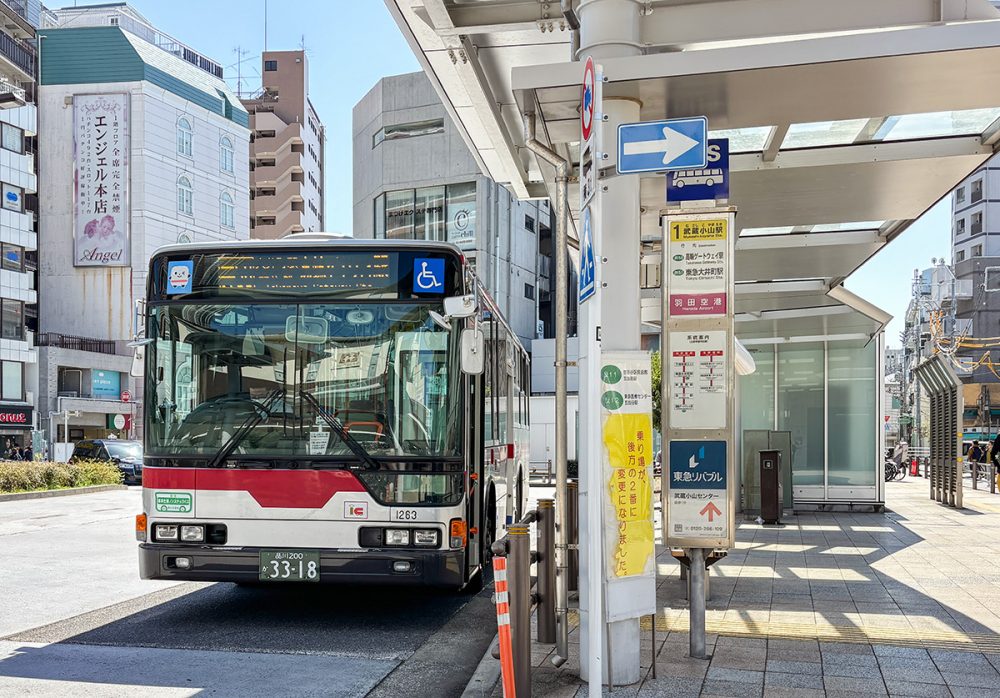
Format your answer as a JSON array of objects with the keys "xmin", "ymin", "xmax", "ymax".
[{"xmin": 413, "ymin": 258, "xmax": 445, "ymax": 294}]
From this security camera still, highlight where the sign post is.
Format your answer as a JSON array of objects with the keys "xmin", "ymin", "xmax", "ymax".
[{"xmin": 661, "ymin": 208, "xmax": 737, "ymax": 660}]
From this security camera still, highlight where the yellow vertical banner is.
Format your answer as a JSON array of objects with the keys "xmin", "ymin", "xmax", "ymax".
[{"xmin": 600, "ymin": 352, "xmax": 655, "ymax": 579}]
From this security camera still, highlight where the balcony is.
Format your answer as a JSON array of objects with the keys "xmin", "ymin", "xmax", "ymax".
[
  {"xmin": 0, "ymin": 28, "xmax": 34, "ymax": 80},
  {"xmin": 36, "ymin": 332, "xmax": 129, "ymax": 356}
]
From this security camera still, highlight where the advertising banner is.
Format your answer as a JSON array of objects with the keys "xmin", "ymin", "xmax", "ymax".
[
  {"xmin": 600, "ymin": 351, "xmax": 655, "ymax": 579},
  {"xmin": 74, "ymin": 93, "xmax": 129, "ymax": 267}
]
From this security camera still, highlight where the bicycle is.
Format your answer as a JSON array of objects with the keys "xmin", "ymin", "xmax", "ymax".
[{"xmin": 884, "ymin": 460, "xmax": 906, "ymax": 482}]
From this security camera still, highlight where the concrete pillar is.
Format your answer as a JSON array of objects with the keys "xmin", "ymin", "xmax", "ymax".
[{"xmin": 577, "ymin": 0, "xmax": 645, "ymax": 687}]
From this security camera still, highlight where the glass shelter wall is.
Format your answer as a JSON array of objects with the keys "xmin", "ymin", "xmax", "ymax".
[{"xmin": 738, "ymin": 338, "xmax": 882, "ymax": 503}]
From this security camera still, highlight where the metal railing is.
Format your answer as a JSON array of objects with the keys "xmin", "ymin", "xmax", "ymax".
[
  {"xmin": 36, "ymin": 332, "xmax": 118, "ymax": 355},
  {"xmin": 0, "ymin": 27, "xmax": 33, "ymax": 77},
  {"xmin": 528, "ymin": 458, "xmax": 553, "ymax": 484},
  {"xmin": 490, "ymin": 499, "xmax": 556, "ymax": 698}
]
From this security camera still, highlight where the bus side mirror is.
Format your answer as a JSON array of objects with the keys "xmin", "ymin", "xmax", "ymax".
[
  {"xmin": 444, "ymin": 294, "xmax": 476, "ymax": 319},
  {"xmin": 128, "ymin": 338, "xmax": 153, "ymax": 378},
  {"xmin": 461, "ymin": 328, "xmax": 485, "ymax": 375}
]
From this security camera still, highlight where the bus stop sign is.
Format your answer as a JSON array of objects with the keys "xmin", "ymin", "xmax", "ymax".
[{"xmin": 667, "ymin": 138, "xmax": 729, "ymax": 203}]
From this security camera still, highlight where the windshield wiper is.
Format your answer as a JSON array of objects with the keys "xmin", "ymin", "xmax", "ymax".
[
  {"xmin": 300, "ymin": 390, "xmax": 380, "ymax": 471},
  {"xmin": 205, "ymin": 388, "xmax": 285, "ymax": 469}
]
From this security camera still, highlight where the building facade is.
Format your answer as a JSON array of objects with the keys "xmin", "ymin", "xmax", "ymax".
[
  {"xmin": 0, "ymin": 0, "xmax": 39, "ymax": 454},
  {"xmin": 352, "ymin": 71, "xmax": 568, "ymax": 347},
  {"xmin": 37, "ymin": 7, "xmax": 249, "ymax": 455},
  {"xmin": 241, "ymin": 50, "xmax": 325, "ymax": 238}
]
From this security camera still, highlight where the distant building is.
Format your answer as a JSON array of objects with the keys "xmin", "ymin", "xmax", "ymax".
[
  {"xmin": 0, "ymin": 0, "xmax": 38, "ymax": 453},
  {"xmin": 37, "ymin": 4, "xmax": 249, "ymax": 452},
  {"xmin": 241, "ymin": 50, "xmax": 325, "ymax": 238},
  {"xmin": 352, "ymin": 71, "xmax": 572, "ymax": 347}
]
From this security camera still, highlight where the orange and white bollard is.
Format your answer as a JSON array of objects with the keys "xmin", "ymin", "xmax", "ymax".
[{"xmin": 493, "ymin": 556, "xmax": 516, "ymax": 698}]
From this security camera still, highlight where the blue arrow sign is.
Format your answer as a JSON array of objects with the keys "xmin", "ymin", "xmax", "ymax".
[
  {"xmin": 617, "ymin": 117, "xmax": 707, "ymax": 175},
  {"xmin": 578, "ymin": 206, "xmax": 596, "ymax": 304}
]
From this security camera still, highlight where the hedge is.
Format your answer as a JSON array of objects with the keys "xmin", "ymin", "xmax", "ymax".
[{"xmin": 0, "ymin": 459, "xmax": 123, "ymax": 494}]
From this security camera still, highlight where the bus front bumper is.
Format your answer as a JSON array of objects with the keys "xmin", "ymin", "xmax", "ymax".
[{"xmin": 138, "ymin": 544, "xmax": 467, "ymax": 588}]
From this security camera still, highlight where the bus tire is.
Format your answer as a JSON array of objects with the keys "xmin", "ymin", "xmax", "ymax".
[{"xmin": 461, "ymin": 492, "xmax": 496, "ymax": 594}]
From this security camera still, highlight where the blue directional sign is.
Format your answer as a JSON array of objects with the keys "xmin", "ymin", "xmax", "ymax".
[
  {"xmin": 578, "ymin": 206, "xmax": 596, "ymax": 304},
  {"xmin": 617, "ymin": 116, "xmax": 707, "ymax": 175},
  {"xmin": 667, "ymin": 138, "xmax": 729, "ymax": 203}
]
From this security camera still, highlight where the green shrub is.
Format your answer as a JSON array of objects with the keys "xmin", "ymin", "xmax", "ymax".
[{"xmin": 0, "ymin": 459, "xmax": 123, "ymax": 494}]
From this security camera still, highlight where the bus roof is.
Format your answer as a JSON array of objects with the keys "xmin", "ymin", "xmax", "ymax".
[{"xmin": 150, "ymin": 235, "xmax": 465, "ymax": 260}]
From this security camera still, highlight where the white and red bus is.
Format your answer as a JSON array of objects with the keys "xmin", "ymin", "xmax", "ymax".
[{"xmin": 135, "ymin": 236, "xmax": 529, "ymax": 590}]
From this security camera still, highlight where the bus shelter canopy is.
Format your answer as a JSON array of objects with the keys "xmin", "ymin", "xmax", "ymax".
[{"xmin": 386, "ymin": 0, "xmax": 1000, "ymax": 342}]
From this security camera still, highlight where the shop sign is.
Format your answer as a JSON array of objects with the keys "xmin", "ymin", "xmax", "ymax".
[
  {"xmin": 92, "ymin": 370, "xmax": 122, "ymax": 399},
  {"xmin": 0, "ymin": 405, "xmax": 31, "ymax": 427}
]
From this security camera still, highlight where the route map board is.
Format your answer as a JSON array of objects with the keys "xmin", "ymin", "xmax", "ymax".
[{"xmin": 669, "ymin": 330, "xmax": 727, "ymax": 430}]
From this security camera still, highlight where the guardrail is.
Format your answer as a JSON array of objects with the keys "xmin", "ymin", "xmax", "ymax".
[
  {"xmin": 528, "ymin": 459, "xmax": 552, "ymax": 484},
  {"xmin": 490, "ymin": 499, "xmax": 556, "ymax": 698}
]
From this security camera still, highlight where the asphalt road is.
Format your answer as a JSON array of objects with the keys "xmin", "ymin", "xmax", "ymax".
[{"xmin": 0, "ymin": 489, "xmax": 496, "ymax": 697}]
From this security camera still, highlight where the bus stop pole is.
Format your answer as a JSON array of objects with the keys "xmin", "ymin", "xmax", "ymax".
[{"xmin": 689, "ymin": 547, "xmax": 707, "ymax": 659}]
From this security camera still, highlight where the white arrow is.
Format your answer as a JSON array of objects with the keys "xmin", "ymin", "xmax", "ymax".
[{"xmin": 623, "ymin": 126, "xmax": 700, "ymax": 165}]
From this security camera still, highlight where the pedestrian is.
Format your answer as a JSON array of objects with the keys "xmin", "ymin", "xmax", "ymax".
[{"xmin": 969, "ymin": 440, "xmax": 984, "ymax": 466}]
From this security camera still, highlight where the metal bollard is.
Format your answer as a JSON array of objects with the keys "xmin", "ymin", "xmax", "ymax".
[
  {"xmin": 537, "ymin": 498, "xmax": 556, "ymax": 644},
  {"xmin": 973, "ymin": 461, "xmax": 978, "ymax": 490},
  {"xmin": 567, "ymin": 480, "xmax": 579, "ymax": 593},
  {"xmin": 507, "ymin": 523, "xmax": 532, "ymax": 698},
  {"xmin": 992, "ymin": 463, "xmax": 997, "ymax": 495}
]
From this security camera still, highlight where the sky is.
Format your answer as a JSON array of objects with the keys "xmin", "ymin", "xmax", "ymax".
[{"xmin": 113, "ymin": 0, "xmax": 952, "ymax": 348}]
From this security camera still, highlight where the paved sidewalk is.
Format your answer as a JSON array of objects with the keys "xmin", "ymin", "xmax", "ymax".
[{"xmin": 514, "ymin": 477, "xmax": 1000, "ymax": 696}]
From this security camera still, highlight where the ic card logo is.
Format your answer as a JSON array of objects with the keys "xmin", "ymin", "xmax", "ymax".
[{"xmin": 344, "ymin": 501, "xmax": 368, "ymax": 519}]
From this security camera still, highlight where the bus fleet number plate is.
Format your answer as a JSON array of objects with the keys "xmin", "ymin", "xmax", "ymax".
[{"xmin": 258, "ymin": 550, "xmax": 320, "ymax": 582}]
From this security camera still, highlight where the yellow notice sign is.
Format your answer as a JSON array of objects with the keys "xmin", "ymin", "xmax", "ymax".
[
  {"xmin": 603, "ymin": 412, "xmax": 655, "ymax": 577},
  {"xmin": 669, "ymin": 218, "xmax": 727, "ymax": 242}
]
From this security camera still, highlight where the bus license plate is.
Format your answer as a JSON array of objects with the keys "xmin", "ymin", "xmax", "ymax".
[{"xmin": 258, "ymin": 550, "xmax": 320, "ymax": 582}]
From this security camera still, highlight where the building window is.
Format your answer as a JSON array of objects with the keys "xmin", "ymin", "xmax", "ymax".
[
  {"xmin": 264, "ymin": 60, "xmax": 278, "ymax": 71},
  {"xmin": 372, "ymin": 118, "xmax": 445, "ymax": 147},
  {"xmin": 1, "ymin": 182, "xmax": 22, "ymax": 212},
  {"xmin": 177, "ymin": 176, "xmax": 193, "ymax": 216},
  {"xmin": 957, "ymin": 186, "xmax": 966, "ymax": 204},
  {"xmin": 973, "ymin": 244, "xmax": 984, "ymax": 257},
  {"xmin": 956, "ymin": 218, "xmax": 966, "ymax": 236},
  {"xmin": 972, "ymin": 179, "xmax": 984, "ymax": 203},
  {"xmin": 1, "ymin": 123, "xmax": 22, "ymax": 154},
  {"xmin": 446, "ymin": 182, "xmax": 476, "ymax": 246},
  {"xmin": 957, "ymin": 249, "xmax": 966, "ymax": 262},
  {"xmin": 525, "ymin": 215, "xmax": 535, "ymax": 233},
  {"xmin": 972, "ymin": 212, "xmax": 983, "ymax": 235},
  {"xmin": 2, "ymin": 243, "xmax": 23, "ymax": 272},
  {"xmin": 176, "ymin": 117, "xmax": 193, "ymax": 157},
  {"xmin": 524, "ymin": 283, "xmax": 535, "ymax": 300},
  {"xmin": 220, "ymin": 191, "xmax": 235, "ymax": 229},
  {"xmin": 220, "ymin": 136, "xmax": 234, "ymax": 173},
  {"xmin": 1, "ymin": 299, "xmax": 23, "ymax": 340},
  {"xmin": 375, "ymin": 183, "xmax": 475, "ymax": 245},
  {"xmin": 1, "ymin": 360, "xmax": 22, "ymax": 401}
]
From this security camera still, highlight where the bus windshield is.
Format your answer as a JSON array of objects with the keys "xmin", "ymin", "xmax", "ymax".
[{"xmin": 145, "ymin": 302, "xmax": 462, "ymax": 459}]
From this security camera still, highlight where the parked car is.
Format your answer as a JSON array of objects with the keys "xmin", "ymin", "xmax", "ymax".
[{"xmin": 70, "ymin": 439, "xmax": 143, "ymax": 484}]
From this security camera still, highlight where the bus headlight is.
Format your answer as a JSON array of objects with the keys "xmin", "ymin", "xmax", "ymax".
[
  {"xmin": 180, "ymin": 525, "xmax": 205, "ymax": 542},
  {"xmin": 385, "ymin": 529, "xmax": 411, "ymax": 546},
  {"xmin": 154, "ymin": 524, "xmax": 178, "ymax": 541},
  {"xmin": 413, "ymin": 530, "xmax": 438, "ymax": 547}
]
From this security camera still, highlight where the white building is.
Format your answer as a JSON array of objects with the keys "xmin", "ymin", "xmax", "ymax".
[
  {"xmin": 0, "ymin": 0, "xmax": 38, "ymax": 454},
  {"xmin": 37, "ymin": 5, "xmax": 250, "ymax": 451}
]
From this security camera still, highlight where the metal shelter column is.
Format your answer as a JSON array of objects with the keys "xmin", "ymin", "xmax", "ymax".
[{"xmin": 577, "ymin": 0, "xmax": 645, "ymax": 688}]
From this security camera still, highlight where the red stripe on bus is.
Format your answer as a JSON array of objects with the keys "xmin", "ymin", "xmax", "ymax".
[{"xmin": 144, "ymin": 468, "xmax": 366, "ymax": 508}]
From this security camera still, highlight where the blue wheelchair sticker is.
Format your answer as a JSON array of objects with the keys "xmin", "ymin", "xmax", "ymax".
[
  {"xmin": 413, "ymin": 258, "xmax": 445, "ymax": 294},
  {"xmin": 166, "ymin": 260, "xmax": 194, "ymax": 295}
]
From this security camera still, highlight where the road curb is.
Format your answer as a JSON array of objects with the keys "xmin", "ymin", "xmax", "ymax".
[
  {"xmin": 0, "ymin": 484, "xmax": 128, "ymax": 502},
  {"xmin": 461, "ymin": 634, "xmax": 501, "ymax": 698}
]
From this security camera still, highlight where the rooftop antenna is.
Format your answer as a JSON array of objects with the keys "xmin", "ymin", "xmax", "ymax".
[
  {"xmin": 232, "ymin": 46, "xmax": 251, "ymax": 97},
  {"xmin": 264, "ymin": 0, "xmax": 269, "ymax": 52}
]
